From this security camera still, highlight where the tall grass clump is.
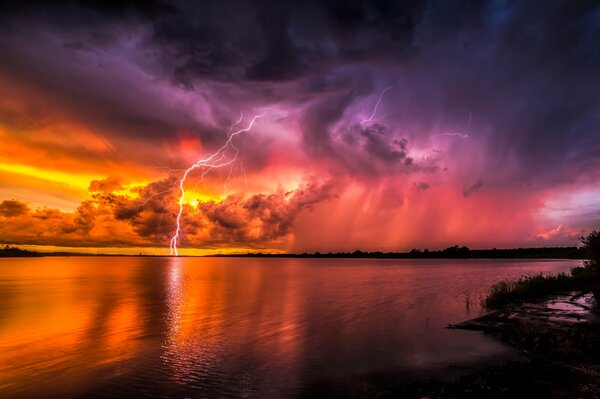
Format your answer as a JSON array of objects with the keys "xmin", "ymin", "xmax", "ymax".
[
  {"xmin": 483, "ymin": 230, "xmax": 600, "ymax": 309},
  {"xmin": 483, "ymin": 272, "xmax": 572, "ymax": 309}
]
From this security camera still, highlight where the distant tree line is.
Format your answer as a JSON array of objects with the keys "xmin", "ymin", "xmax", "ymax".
[
  {"xmin": 0, "ymin": 243, "xmax": 591, "ymax": 259},
  {"xmin": 227, "ymin": 245, "xmax": 584, "ymax": 259},
  {"xmin": 0, "ymin": 245, "xmax": 43, "ymax": 257}
]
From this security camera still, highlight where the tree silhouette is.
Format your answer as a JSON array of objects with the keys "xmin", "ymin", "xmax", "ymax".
[{"xmin": 581, "ymin": 230, "xmax": 600, "ymax": 260}]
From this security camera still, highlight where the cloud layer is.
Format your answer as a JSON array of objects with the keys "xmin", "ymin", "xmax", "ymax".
[
  {"xmin": 0, "ymin": 0, "xmax": 599, "ymax": 251},
  {"xmin": 0, "ymin": 178, "xmax": 336, "ymax": 249}
]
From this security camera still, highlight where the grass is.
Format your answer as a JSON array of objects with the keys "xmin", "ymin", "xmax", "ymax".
[
  {"xmin": 483, "ymin": 261, "xmax": 600, "ymax": 309},
  {"xmin": 483, "ymin": 272, "xmax": 573, "ymax": 308}
]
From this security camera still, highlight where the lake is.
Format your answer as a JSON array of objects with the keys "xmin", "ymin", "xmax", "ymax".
[{"xmin": 0, "ymin": 257, "xmax": 579, "ymax": 398}]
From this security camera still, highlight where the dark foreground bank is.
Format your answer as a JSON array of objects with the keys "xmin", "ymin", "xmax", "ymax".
[
  {"xmin": 301, "ymin": 297, "xmax": 599, "ymax": 398},
  {"xmin": 306, "ymin": 232, "xmax": 600, "ymax": 398},
  {"xmin": 385, "ymin": 232, "xmax": 600, "ymax": 398}
]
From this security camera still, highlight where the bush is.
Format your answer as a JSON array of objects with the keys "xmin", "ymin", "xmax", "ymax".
[
  {"xmin": 581, "ymin": 230, "xmax": 600, "ymax": 259},
  {"xmin": 483, "ymin": 231, "xmax": 600, "ymax": 309},
  {"xmin": 483, "ymin": 273, "xmax": 572, "ymax": 308}
]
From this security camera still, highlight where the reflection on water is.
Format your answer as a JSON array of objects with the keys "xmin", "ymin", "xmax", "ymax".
[{"xmin": 0, "ymin": 257, "xmax": 578, "ymax": 398}]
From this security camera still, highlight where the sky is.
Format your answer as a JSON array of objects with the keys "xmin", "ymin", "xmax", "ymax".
[{"xmin": 0, "ymin": 0, "xmax": 599, "ymax": 254}]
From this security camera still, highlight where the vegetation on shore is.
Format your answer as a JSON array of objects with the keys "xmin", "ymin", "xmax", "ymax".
[
  {"xmin": 483, "ymin": 231, "xmax": 600, "ymax": 309},
  {"xmin": 0, "ymin": 245, "xmax": 43, "ymax": 257},
  {"xmin": 0, "ymin": 244, "xmax": 585, "ymax": 258},
  {"xmin": 221, "ymin": 246, "xmax": 583, "ymax": 259}
]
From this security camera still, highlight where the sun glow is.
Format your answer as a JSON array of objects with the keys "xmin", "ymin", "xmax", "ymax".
[{"xmin": 0, "ymin": 162, "xmax": 102, "ymax": 191}]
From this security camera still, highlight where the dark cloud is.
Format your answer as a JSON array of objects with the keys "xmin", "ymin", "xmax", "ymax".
[
  {"xmin": 410, "ymin": 0, "xmax": 600, "ymax": 184},
  {"xmin": 197, "ymin": 179, "xmax": 336, "ymax": 245},
  {"xmin": 330, "ymin": 122, "xmax": 433, "ymax": 177},
  {"xmin": 147, "ymin": 0, "xmax": 425, "ymax": 85},
  {"xmin": 0, "ymin": 0, "xmax": 424, "ymax": 84},
  {"xmin": 0, "ymin": 1, "xmax": 423, "ymax": 143},
  {"xmin": 0, "ymin": 0, "xmax": 598, "ymax": 185},
  {"xmin": 463, "ymin": 180, "xmax": 484, "ymax": 197},
  {"xmin": 359, "ymin": 124, "xmax": 408, "ymax": 162},
  {"xmin": 413, "ymin": 181, "xmax": 429, "ymax": 192},
  {"xmin": 89, "ymin": 176, "xmax": 124, "ymax": 193},
  {"xmin": 110, "ymin": 177, "xmax": 180, "ymax": 241},
  {"xmin": 0, "ymin": 200, "xmax": 30, "ymax": 217}
]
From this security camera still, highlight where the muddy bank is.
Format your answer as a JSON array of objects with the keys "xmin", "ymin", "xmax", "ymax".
[
  {"xmin": 449, "ymin": 292, "xmax": 597, "ymax": 332},
  {"xmin": 422, "ymin": 292, "xmax": 600, "ymax": 399}
]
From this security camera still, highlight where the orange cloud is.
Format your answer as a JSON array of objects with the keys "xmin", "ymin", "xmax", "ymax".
[
  {"xmin": 89, "ymin": 176, "xmax": 125, "ymax": 194},
  {"xmin": 0, "ymin": 176, "xmax": 336, "ymax": 251}
]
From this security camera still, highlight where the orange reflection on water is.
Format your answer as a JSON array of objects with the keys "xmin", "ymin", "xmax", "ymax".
[
  {"xmin": 160, "ymin": 258, "xmax": 304, "ymax": 392},
  {"xmin": 0, "ymin": 258, "xmax": 143, "ymax": 397}
]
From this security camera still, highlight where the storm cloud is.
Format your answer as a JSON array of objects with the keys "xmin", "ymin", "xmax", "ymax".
[
  {"xmin": 0, "ymin": 0, "xmax": 599, "ymax": 250},
  {"xmin": 1, "ymin": 0, "xmax": 598, "ymax": 181},
  {"xmin": 0, "ymin": 178, "xmax": 336, "ymax": 249}
]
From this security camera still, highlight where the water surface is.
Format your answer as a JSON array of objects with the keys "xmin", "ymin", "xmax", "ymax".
[{"xmin": 0, "ymin": 257, "xmax": 579, "ymax": 398}]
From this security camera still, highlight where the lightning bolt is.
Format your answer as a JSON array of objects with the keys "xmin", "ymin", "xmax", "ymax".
[
  {"xmin": 436, "ymin": 132, "xmax": 469, "ymax": 139},
  {"xmin": 435, "ymin": 109, "xmax": 472, "ymax": 139},
  {"xmin": 360, "ymin": 86, "xmax": 393, "ymax": 125},
  {"xmin": 169, "ymin": 113, "xmax": 264, "ymax": 256}
]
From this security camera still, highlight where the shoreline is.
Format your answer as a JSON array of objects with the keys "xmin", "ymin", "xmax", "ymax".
[
  {"xmin": 392, "ymin": 291, "xmax": 600, "ymax": 398},
  {"xmin": 0, "ymin": 245, "xmax": 584, "ymax": 259}
]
